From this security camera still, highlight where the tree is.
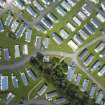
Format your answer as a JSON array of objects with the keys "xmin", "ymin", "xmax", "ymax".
[{"xmin": 30, "ymin": 55, "xmax": 99, "ymax": 105}]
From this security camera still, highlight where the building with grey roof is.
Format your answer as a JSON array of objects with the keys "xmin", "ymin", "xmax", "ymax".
[
  {"xmin": 52, "ymin": 32, "xmax": 63, "ymax": 45},
  {"xmin": 47, "ymin": 13, "xmax": 58, "ymax": 23},
  {"xmin": 5, "ymin": 15, "xmax": 13, "ymax": 27},
  {"xmin": 0, "ymin": 20, "xmax": 4, "ymax": 32},
  {"xmin": 95, "ymin": 42, "xmax": 105, "ymax": 53},
  {"xmin": 26, "ymin": 69, "xmax": 36, "ymax": 81},
  {"xmin": 67, "ymin": 62, "xmax": 76, "ymax": 81},
  {"xmin": 90, "ymin": 18, "xmax": 100, "ymax": 29},
  {"xmin": 42, "ymin": 37, "xmax": 50, "ymax": 49},
  {"xmin": 26, "ymin": 6, "xmax": 37, "ymax": 17},
  {"xmin": 33, "ymin": 0, "xmax": 44, "ymax": 11},
  {"xmin": 81, "ymin": 79, "xmax": 89, "ymax": 92},
  {"xmin": 37, "ymin": 84, "xmax": 48, "ymax": 96},
  {"xmin": 23, "ymin": 0, "xmax": 31, "ymax": 4},
  {"xmin": 15, "ymin": 24, "xmax": 27, "ymax": 38},
  {"xmin": 54, "ymin": 97, "xmax": 66, "ymax": 105},
  {"xmin": 82, "ymin": 3, "xmax": 93, "ymax": 17},
  {"xmin": 79, "ymin": 29, "xmax": 89, "ymax": 40},
  {"xmin": 36, "ymin": 23, "xmax": 47, "ymax": 33},
  {"xmin": 13, "ymin": 0, "xmax": 25, "ymax": 10},
  {"xmin": 11, "ymin": 20, "xmax": 19, "ymax": 33},
  {"xmin": 61, "ymin": 0, "xmax": 71, "ymax": 12},
  {"xmin": 99, "ymin": 49, "xmax": 105, "ymax": 58},
  {"xmin": 23, "ymin": 44, "xmax": 28, "ymax": 55},
  {"xmin": 98, "ymin": 66, "xmax": 105, "ymax": 77},
  {"xmin": 66, "ymin": 0, "xmax": 76, "ymax": 7},
  {"xmin": 66, "ymin": 22, "xmax": 76, "ymax": 32},
  {"xmin": 40, "ymin": 17, "xmax": 53, "ymax": 29},
  {"xmin": 77, "ymin": 11, "xmax": 87, "ymax": 21},
  {"xmin": 25, "ymin": 28, "xmax": 32, "ymax": 43},
  {"xmin": 43, "ymin": 56, "xmax": 50, "ymax": 63},
  {"xmin": 73, "ymin": 34, "xmax": 83, "ymax": 46},
  {"xmin": 68, "ymin": 40, "xmax": 79, "ymax": 51},
  {"xmin": 0, "ymin": 50, "xmax": 1, "ymax": 59},
  {"xmin": 73, "ymin": 16, "xmax": 82, "ymax": 26},
  {"xmin": 79, "ymin": 48, "xmax": 89, "ymax": 61},
  {"xmin": 0, "ymin": 0, "xmax": 5, "ymax": 8},
  {"xmin": 84, "ymin": 23, "xmax": 96, "ymax": 35},
  {"xmin": 83, "ymin": 54, "xmax": 94, "ymax": 67},
  {"xmin": 56, "ymin": 5, "xmax": 66, "ymax": 16},
  {"xmin": 34, "ymin": 36, "xmax": 42, "ymax": 50},
  {"xmin": 4, "ymin": 48, "xmax": 11, "ymax": 61},
  {"xmin": 0, "ymin": 76, "xmax": 8, "ymax": 91},
  {"xmin": 59, "ymin": 29, "xmax": 69, "ymax": 39},
  {"xmin": 89, "ymin": 84, "xmax": 96, "ymax": 98},
  {"xmin": 91, "ymin": 60, "xmax": 102, "ymax": 72},
  {"xmin": 6, "ymin": 92, "xmax": 15, "ymax": 105},
  {"xmin": 46, "ymin": 90, "xmax": 58, "ymax": 100},
  {"xmin": 75, "ymin": 74, "xmax": 81, "ymax": 86},
  {"xmin": 15, "ymin": 45, "xmax": 20, "ymax": 58},
  {"xmin": 96, "ymin": 91, "xmax": 104, "ymax": 104},
  {"xmin": 12, "ymin": 75, "xmax": 18, "ymax": 88},
  {"xmin": 101, "ymin": 2, "xmax": 105, "ymax": 11},
  {"xmin": 96, "ymin": 10, "xmax": 105, "ymax": 23},
  {"xmin": 20, "ymin": 72, "xmax": 28, "ymax": 86},
  {"xmin": 41, "ymin": 0, "xmax": 50, "ymax": 5}
]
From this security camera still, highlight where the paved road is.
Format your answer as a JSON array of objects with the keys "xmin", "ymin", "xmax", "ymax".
[
  {"xmin": 42, "ymin": 34, "xmax": 105, "ymax": 92},
  {"xmin": 2, "ymin": 1, "xmax": 105, "ymax": 105},
  {"xmin": 14, "ymin": 98, "xmax": 56, "ymax": 105},
  {"xmin": 42, "ymin": 34, "xmax": 105, "ymax": 91},
  {"xmin": 29, "ymin": 99, "xmax": 56, "ymax": 105},
  {"xmin": 1, "ymin": 0, "xmax": 105, "ymax": 98},
  {"xmin": 75, "ymin": 32, "xmax": 105, "ymax": 55},
  {"xmin": 0, "ymin": 34, "xmax": 104, "ymax": 71},
  {"xmin": 0, "ymin": 34, "xmax": 105, "ymax": 93},
  {"xmin": 42, "ymin": 50, "xmax": 74, "ymax": 57},
  {"xmin": 0, "ymin": 56, "xmax": 31, "ymax": 72},
  {"xmin": 0, "ymin": 49, "xmax": 74, "ymax": 71},
  {"xmin": 73, "ymin": 33, "xmax": 105, "ymax": 91},
  {"xmin": 0, "ymin": 0, "xmax": 63, "ymax": 71},
  {"xmin": 74, "ymin": 59, "xmax": 105, "ymax": 91}
]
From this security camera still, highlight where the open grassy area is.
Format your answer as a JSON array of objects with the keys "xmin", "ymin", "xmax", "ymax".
[
  {"xmin": 0, "ymin": 0, "xmax": 105, "ymax": 104},
  {"xmin": 0, "ymin": 64, "xmax": 44, "ymax": 104},
  {"xmin": 0, "ymin": 12, "xmax": 38, "ymax": 65},
  {"xmin": 47, "ymin": 0, "xmax": 85, "ymax": 52},
  {"xmin": 46, "ymin": 0, "xmax": 98, "ymax": 52},
  {"xmin": 0, "ymin": 62, "xmax": 60, "ymax": 105}
]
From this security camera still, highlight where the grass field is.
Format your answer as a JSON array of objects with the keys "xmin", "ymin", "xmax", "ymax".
[
  {"xmin": 0, "ymin": 13, "xmax": 38, "ymax": 65},
  {"xmin": 0, "ymin": 0, "xmax": 105, "ymax": 104},
  {"xmin": 0, "ymin": 62, "xmax": 61, "ymax": 105},
  {"xmin": 0, "ymin": 64, "xmax": 44, "ymax": 104}
]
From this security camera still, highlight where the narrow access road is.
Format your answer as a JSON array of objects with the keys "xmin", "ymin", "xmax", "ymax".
[
  {"xmin": 14, "ymin": 98, "xmax": 56, "ymax": 105},
  {"xmin": 0, "ymin": 33, "xmax": 104, "ymax": 93},
  {"xmin": 0, "ymin": 34, "xmax": 104, "ymax": 72}
]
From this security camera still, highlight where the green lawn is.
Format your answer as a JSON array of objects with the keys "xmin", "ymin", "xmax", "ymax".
[
  {"xmin": 46, "ymin": 0, "xmax": 98, "ymax": 52},
  {"xmin": 47, "ymin": 0, "xmax": 85, "ymax": 52},
  {"xmin": 0, "ymin": 13, "xmax": 38, "ymax": 65},
  {"xmin": 0, "ymin": 0, "xmax": 105, "ymax": 104},
  {"xmin": 0, "ymin": 62, "xmax": 62, "ymax": 104},
  {"xmin": 0, "ymin": 64, "xmax": 45, "ymax": 104}
]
